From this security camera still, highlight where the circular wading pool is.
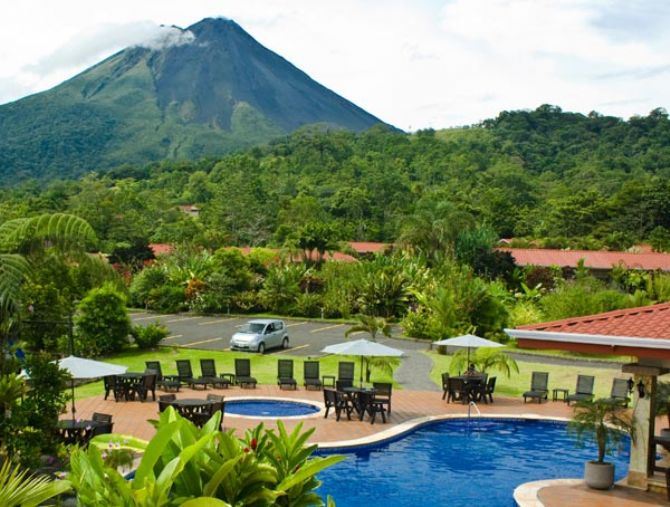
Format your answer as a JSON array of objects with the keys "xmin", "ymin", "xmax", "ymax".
[{"xmin": 225, "ymin": 399, "xmax": 321, "ymax": 418}]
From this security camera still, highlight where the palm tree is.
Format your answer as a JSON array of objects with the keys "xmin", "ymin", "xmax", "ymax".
[
  {"xmin": 450, "ymin": 347, "xmax": 519, "ymax": 378},
  {"xmin": 345, "ymin": 315, "xmax": 399, "ymax": 382}
]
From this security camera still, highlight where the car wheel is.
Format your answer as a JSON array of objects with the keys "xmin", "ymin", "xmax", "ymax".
[
  {"xmin": 282, "ymin": 337, "xmax": 289, "ymax": 349},
  {"xmin": 258, "ymin": 342, "xmax": 266, "ymax": 354}
]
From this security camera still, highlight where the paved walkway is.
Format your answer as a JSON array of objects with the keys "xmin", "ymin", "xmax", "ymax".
[
  {"xmin": 538, "ymin": 482, "xmax": 668, "ymax": 506},
  {"xmin": 393, "ymin": 347, "xmax": 440, "ymax": 391}
]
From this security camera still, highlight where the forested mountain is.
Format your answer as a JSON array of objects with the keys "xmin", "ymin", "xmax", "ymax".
[
  {"xmin": 1, "ymin": 105, "xmax": 670, "ymax": 254},
  {"xmin": 0, "ymin": 17, "xmax": 384, "ymax": 182}
]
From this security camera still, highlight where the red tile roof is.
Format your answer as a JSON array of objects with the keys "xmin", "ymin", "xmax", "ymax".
[
  {"xmin": 498, "ymin": 248, "xmax": 670, "ymax": 271},
  {"xmin": 517, "ymin": 303, "xmax": 670, "ymax": 340},
  {"xmin": 348, "ymin": 242, "xmax": 390, "ymax": 253},
  {"xmin": 149, "ymin": 243, "xmax": 175, "ymax": 256}
]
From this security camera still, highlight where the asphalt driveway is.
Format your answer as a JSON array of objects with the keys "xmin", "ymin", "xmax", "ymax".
[{"xmin": 129, "ymin": 311, "xmax": 428, "ymax": 357}]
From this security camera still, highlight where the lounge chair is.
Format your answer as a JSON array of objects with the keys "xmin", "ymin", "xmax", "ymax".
[
  {"xmin": 602, "ymin": 378, "xmax": 631, "ymax": 407},
  {"xmin": 441, "ymin": 372, "xmax": 450, "ymax": 400},
  {"xmin": 373, "ymin": 382, "xmax": 392, "ymax": 413},
  {"xmin": 338, "ymin": 361, "xmax": 355, "ymax": 386},
  {"xmin": 523, "ymin": 372, "xmax": 549, "ymax": 403},
  {"xmin": 145, "ymin": 361, "xmax": 180, "ymax": 392},
  {"xmin": 235, "ymin": 359, "xmax": 257, "ymax": 388},
  {"xmin": 303, "ymin": 361, "xmax": 323, "ymax": 390},
  {"xmin": 199, "ymin": 359, "xmax": 234, "ymax": 388},
  {"xmin": 566, "ymin": 375, "xmax": 595, "ymax": 405},
  {"xmin": 277, "ymin": 359, "xmax": 297, "ymax": 390},
  {"xmin": 323, "ymin": 388, "xmax": 353, "ymax": 421},
  {"xmin": 176, "ymin": 359, "xmax": 208, "ymax": 390}
]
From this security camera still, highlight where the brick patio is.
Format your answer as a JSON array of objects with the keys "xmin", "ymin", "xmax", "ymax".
[{"xmin": 68, "ymin": 384, "xmax": 574, "ymax": 443}]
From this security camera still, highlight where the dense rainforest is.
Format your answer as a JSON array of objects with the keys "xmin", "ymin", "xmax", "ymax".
[{"xmin": 1, "ymin": 105, "xmax": 670, "ymax": 255}]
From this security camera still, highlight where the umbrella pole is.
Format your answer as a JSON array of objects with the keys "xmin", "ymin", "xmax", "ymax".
[
  {"xmin": 71, "ymin": 379, "xmax": 76, "ymax": 423},
  {"xmin": 360, "ymin": 356, "xmax": 364, "ymax": 387}
]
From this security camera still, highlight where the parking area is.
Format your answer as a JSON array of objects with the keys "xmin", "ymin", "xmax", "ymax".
[{"xmin": 129, "ymin": 312, "xmax": 425, "ymax": 356}]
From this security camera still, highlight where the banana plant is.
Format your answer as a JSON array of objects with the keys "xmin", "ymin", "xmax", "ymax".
[{"xmin": 69, "ymin": 407, "xmax": 343, "ymax": 506}]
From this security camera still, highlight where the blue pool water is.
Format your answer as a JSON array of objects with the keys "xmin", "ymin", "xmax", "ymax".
[
  {"xmin": 225, "ymin": 399, "xmax": 320, "ymax": 417},
  {"xmin": 317, "ymin": 418, "xmax": 630, "ymax": 507}
]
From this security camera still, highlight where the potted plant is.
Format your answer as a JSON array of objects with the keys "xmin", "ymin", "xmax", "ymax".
[{"xmin": 570, "ymin": 399, "xmax": 635, "ymax": 489}]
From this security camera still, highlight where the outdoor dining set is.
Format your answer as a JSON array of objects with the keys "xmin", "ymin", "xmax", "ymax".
[{"xmin": 441, "ymin": 371, "xmax": 497, "ymax": 404}]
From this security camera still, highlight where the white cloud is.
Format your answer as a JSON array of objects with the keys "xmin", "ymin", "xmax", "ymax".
[{"xmin": 0, "ymin": 0, "xmax": 667, "ymax": 128}]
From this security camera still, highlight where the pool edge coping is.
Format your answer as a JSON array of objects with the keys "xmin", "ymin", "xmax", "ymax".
[
  {"xmin": 315, "ymin": 412, "xmax": 572, "ymax": 449},
  {"xmin": 513, "ymin": 478, "xmax": 582, "ymax": 507},
  {"xmin": 224, "ymin": 396, "xmax": 326, "ymax": 420}
]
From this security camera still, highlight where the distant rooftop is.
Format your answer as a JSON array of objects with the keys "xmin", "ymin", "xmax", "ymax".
[{"xmin": 498, "ymin": 247, "xmax": 670, "ymax": 271}]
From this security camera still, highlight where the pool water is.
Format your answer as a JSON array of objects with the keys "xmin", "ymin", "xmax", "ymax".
[
  {"xmin": 224, "ymin": 399, "xmax": 320, "ymax": 417},
  {"xmin": 317, "ymin": 418, "xmax": 630, "ymax": 507}
]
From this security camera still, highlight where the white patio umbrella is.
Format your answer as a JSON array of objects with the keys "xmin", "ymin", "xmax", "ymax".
[
  {"xmin": 432, "ymin": 334, "xmax": 503, "ymax": 364},
  {"xmin": 321, "ymin": 339, "xmax": 404, "ymax": 386},
  {"xmin": 54, "ymin": 355, "xmax": 127, "ymax": 422}
]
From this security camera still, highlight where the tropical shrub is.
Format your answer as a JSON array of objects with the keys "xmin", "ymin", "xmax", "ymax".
[
  {"xmin": 69, "ymin": 407, "xmax": 342, "ymax": 506},
  {"xmin": 131, "ymin": 322, "xmax": 169, "ymax": 350},
  {"xmin": 147, "ymin": 285, "xmax": 186, "ymax": 314},
  {"xmin": 129, "ymin": 266, "xmax": 168, "ymax": 307},
  {"xmin": 74, "ymin": 283, "xmax": 131, "ymax": 356},
  {"xmin": 259, "ymin": 264, "xmax": 303, "ymax": 313},
  {"xmin": 450, "ymin": 347, "xmax": 519, "ymax": 378},
  {"xmin": 0, "ymin": 459, "xmax": 71, "ymax": 507}
]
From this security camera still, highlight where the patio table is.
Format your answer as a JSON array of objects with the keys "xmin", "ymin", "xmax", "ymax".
[
  {"xmin": 115, "ymin": 372, "xmax": 149, "ymax": 401},
  {"xmin": 57, "ymin": 419, "xmax": 105, "ymax": 446},
  {"xmin": 452, "ymin": 375, "xmax": 485, "ymax": 403},
  {"xmin": 168, "ymin": 398, "xmax": 214, "ymax": 425},
  {"xmin": 342, "ymin": 387, "xmax": 376, "ymax": 415}
]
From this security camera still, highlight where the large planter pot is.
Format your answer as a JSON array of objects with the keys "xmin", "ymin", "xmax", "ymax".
[{"xmin": 584, "ymin": 461, "xmax": 614, "ymax": 489}]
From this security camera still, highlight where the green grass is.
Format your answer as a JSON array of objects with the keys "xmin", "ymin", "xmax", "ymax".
[
  {"xmin": 425, "ymin": 351, "xmax": 626, "ymax": 399},
  {"xmin": 75, "ymin": 347, "xmax": 396, "ymax": 400}
]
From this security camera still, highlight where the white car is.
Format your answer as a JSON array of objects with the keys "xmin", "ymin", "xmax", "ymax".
[{"xmin": 230, "ymin": 319, "xmax": 289, "ymax": 354}]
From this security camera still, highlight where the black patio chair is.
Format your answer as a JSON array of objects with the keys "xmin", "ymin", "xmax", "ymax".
[
  {"xmin": 303, "ymin": 361, "xmax": 323, "ymax": 390},
  {"xmin": 199, "ymin": 359, "xmax": 234, "ymax": 389},
  {"xmin": 176, "ymin": 359, "xmax": 208, "ymax": 390},
  {"xmin": 358, "ymin": 390, "xmax": 386, "ymax": 424},
  {"xmin": 277, "ymin": 359, "xmax": 297, "ymax": 390},
  {"xmin": 103, "ymin": 375, "xmax": 127, "ymax": 402},
  {"xmin": 158, "ymin": 393, "xmax": 176, "ymax": 412},
  {"xmin": 441, "ymin": 372, "xmax": 450, "ymax": 400},
  {"xmin": 477, "ymin": 376, "xmax": 497, "ymax": 404},
  {"xmin": 131, "ymin": 371, "xmax": 157, "ymax": 402},
  {"xmin": 206, "ymin": 393, "xmax": 226, "ymax": 430},
  {"xmin": 323, "ymin": 388, "xmax": 353, "ymax": 421},
  {"xmin": 91, "ymin": 412, "xmax": 113, "ymax": 436},
  {"xmin": 602, "ymin": 378, "xmax": 631, "ymax": 407},
  {"xmin": 566, "ymin": 375, "xmax": 595, "ymax": 405},
  {"xmin": 336, "ymin": 379, "xmax": 353, "ymax": 391},
  {"xmin": 523, "ymin": 372, "xmax": 549, "ymax": 403},
  {"xmin": 372, "ymin": 382, "xmax": 392, "ymax": 414},
  {"xmin": 145, "ymin": 361, "xmax": 180, "ymax": 392},
  {"xmin": 235, "ymin": 359, "xmax": 257, "ymax": 388},
  {"xmin": 338, "ymin": 361, "xmax": 355, "ymax": 385},
  {"xmin": 447, "ymin": 378, "xmax": 469, "ymax": 404}
]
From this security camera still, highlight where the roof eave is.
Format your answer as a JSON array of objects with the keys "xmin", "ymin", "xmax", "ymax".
[{"xmin": 504, "ymin": 328, "xmax": 670, "ymax": 350}]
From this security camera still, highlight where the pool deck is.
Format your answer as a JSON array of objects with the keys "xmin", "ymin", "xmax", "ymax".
[
  {"xmin": 69, "ymin": 384, "xmax": 575, "ymax": 442},
  {"xmin": 70, "ymin": 385, "xmax": 669, "ymax": 506}
]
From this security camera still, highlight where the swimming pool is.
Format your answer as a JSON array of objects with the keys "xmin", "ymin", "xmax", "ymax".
[
  {"xmin": 225, "ymin": 399, "xmax": 320, "ymax": 418},
  {"xmin": 317, "ymin": 418, "xmax": 630, "ymax": 507}
]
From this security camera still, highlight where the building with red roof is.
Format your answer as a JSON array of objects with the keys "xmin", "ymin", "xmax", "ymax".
[
  {"xmin": 506, "ymin": 303, "xmax": 670, "ymax": 491},
  {"xmin": 348, "ymin": 242, "xmax": 391, "ymax": 254},
  {"xmin": 498, "ymin": 247, "xmax": 670, "ymax": 273}
]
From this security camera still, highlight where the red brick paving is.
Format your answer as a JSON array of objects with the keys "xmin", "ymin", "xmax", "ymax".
[{"xmin": 68, "ymin": 384, "xmax": 574, "ymax": 443}]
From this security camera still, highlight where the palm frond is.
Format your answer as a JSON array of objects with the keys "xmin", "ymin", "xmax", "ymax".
[
  {"xmin": 0, "ymin": 460, "xmax": 71, "ymax": 507},
  {"xmin": 1, "ymin": 213, "xmax": 97, "ymax": 254},
  {"xmin": 0, "ymin": 254, "xmax": 31, "ymax": 313}
]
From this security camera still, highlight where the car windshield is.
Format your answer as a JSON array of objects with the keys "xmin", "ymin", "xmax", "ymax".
[{"xmin": 240, "ymin": 323, "xmax": 266, "ymax": 334}]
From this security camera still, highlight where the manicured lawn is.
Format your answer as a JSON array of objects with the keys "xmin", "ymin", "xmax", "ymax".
[
  {"xmin": 75, "ymin": 347, "xmax": 396, "ymax": 399},
  {"xmin": 425, "ymin": 351, "xmax": 626, "ymax": 400}
]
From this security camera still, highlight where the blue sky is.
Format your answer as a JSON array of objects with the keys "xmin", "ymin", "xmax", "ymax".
[{"xmin": 0, "ymin": 0, "xmax": 667, "ymax": 130}]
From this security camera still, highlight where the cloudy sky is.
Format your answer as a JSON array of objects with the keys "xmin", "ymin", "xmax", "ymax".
[{"xmin": 0, "ymin": 0, "xmax": 668, "ymax": 130}]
